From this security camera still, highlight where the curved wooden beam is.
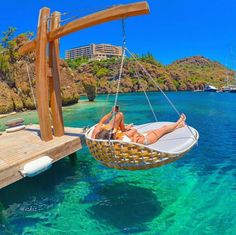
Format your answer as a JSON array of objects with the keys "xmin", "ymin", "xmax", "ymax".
[{"xmin": 19, "ymin": 1, "xmax": 150, "ymax": 55}]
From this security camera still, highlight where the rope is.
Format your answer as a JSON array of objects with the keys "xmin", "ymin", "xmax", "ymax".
[
  {"xmin": 133, "ymin": 67, "xmax": 158, "ymax": 122},
  {"xmin": 113, "ymin": 49, "xmax": 125, "ymax": 109},
  {"xmin": 125, "ymin": 47, "xmax": 198, "ymax": 142},
  {"xmin": 109, "ymin": 18, "xmax": 126, "ymax": 132},
  {"xmin": 107, "ymin": 18, "xmax": 126, "ymax": 155},
  {"xmin": 49, "ymin": 5, "xmax": 121, "ymax": 24},
  {"xmin": 100, "ymin": 93, "xmax": 110, "ymax": 119},
  {"xmin": 60, "ymin": 15, "xmax": 79, "ymax": 24},
  {"xmin": 126, "ymin": 48, "xmax": 182, "ymax": 117},
  {"xmin": 25, "ymin": 59, "xmax": 54, "ymax": 124},
  {"xmin": 100, "ymin": 59, "xmax": 127, "ymax": 119},
  {"xmin": 45, "ymin": 6, "xmax": 104, "ymax": 23},
  {"xmin": 25, "ymin": 62, "xmax": 37, "ymax": 110},
  {"xmin": 113, "ymin": 19, "xmax": 126, "ymax": 108}
]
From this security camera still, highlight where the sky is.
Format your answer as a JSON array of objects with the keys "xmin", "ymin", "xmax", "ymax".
[{"xmin": 1, "ymin": 0, "xmax": 236, "ymax": 66}]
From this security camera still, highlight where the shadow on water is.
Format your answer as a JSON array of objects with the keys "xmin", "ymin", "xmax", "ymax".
[
  {"xmin": 1, "ymin": 159, "xmax": 75, "ymax": 205},
  {"xmin": 0, "ymin": 202, "xmax": 5, "ymax": 224},
  {"xmin": 0, "ymin": 151, "xmax": 93, "ymax": 234},
  {"xmin": 0, "ymin": 150, "xmax": 93, "ymax": 202},
  {"xmin": 85, "ymin": 182, "xmax": 162, "ymax": 232}
]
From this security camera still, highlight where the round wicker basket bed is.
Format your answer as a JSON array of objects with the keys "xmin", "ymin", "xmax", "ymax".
[
  {"xmin": 85, "ymin": 42, "xmax": 199, "ymax": 170},
  {"xmin": 85, "ymin": 122, "xmax": 199, "ymax": 170}
]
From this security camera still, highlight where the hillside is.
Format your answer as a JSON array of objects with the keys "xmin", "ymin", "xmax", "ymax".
[
  {"xmin": 73, "ymin": 55, "xmax": 234, "ymax": 93},
  {"xmin": 0, "ymin": 58, "xmax": 81, "ymax": 114},
  {"xmin": 167, "ymin": 56, "xmax": 234, "ymax": 90},
  {"xmin": 0, "ymin": 31, "xmax": 234, "ymax": 114}
]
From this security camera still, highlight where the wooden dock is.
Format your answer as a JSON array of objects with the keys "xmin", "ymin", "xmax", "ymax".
[{"xmin": 0, "ymin": 124, "xmax": 84, "ymax": 189}]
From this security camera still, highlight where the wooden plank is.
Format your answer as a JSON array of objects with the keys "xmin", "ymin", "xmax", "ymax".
[
  {"xmin": 35, "ymin": 7, "xmax": 53, "ymax": 141},
  {"xmin": 18, "ymin": 1, "xmax": 150, "ymax": 55},
  {"xmin": 49, "ymin": 11, "xmax": 64, "ymax": 137},
  {"xmin": 0, "ymin": 125, "xmax": 83, "ymax": 189}
]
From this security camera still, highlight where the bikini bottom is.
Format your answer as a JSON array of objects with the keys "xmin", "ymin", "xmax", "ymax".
[{"xmin": 142, "ymin": 133, "xmax": 150, "ymax": 145}]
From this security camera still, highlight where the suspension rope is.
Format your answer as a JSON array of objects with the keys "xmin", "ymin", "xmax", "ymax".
[
  {"xmin": 133, "ymin": 67, "xmax": 158, "ymax": 122},
  {"xmin": 25, "ymin": 58, "xmax": 54, "ymax": 122},
  {"xmin": 100, "ymin": 93, "xmax": 110, "ymax": 118},
  {"xmin": 100, "ymin": 59, "xmax": 126, "ymax": 119},
  {"xmin": 125, "ymin": 48, "xmax": 198, "ymax": 141},
  {"xmin": 108, "ymin": 18, "xmax": 127, "ymax": 147},
  {"xmin": 47, "ymin": 5, "xmax": 122, "ymax": 24},
  {"xmin": 126, "ymin": 48, "xmax": 182, "ymax": 117},
  {"xmin": 113, "ymin": 18, "xmax": 126, "ymax": 108},
  {"xmin": 113, "ymin": 49, "xmax": 125, "ymax": 109},
  {"xmin": 60, "ymin": 15, "xmax": 79, "ymax": 24},
  {"xmin": 109, "ymin": 18, "xmax": 126, "ymax": 134},
  {"xmin": 25, "ymin": 61, "xmax": 37, "ymax": 110}
]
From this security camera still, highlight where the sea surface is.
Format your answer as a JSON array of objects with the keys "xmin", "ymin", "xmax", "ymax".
[{"xmin": 0, "ymin": 92, "xmax": 235, "ymax": 235}]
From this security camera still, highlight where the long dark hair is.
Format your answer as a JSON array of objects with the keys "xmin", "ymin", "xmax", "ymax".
[{"xmin": 95, "ymin": 129, "xmax": 115, "ymax": 140}]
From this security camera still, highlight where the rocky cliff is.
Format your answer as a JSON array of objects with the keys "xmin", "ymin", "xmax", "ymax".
[{"xmin": 0, "ymin": 58, "xmax": 80, "ymax": 114}]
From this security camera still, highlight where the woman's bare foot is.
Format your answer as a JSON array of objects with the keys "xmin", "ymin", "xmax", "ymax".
[
  {"xmin": 176, "ymin": 114, "xmax": 186, "ymax": 129},
  {"xmin": 177, "ymin": 120, "xmax": 186, "ymax": 128},
  {"xmin": 176, "ymin": 114, "xmax": 186, "ymax": 124}
]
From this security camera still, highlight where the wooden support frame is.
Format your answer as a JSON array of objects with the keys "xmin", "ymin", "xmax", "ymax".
[
  {"xmin": 18, "ymin": 1, "xmax": 150, "ymax": 142},
  {"xmin": 35, "ymin": 7, "xmax": 53, "ymax": 141},
  {"xmin": 49, "ymin": 12, "xmax": 64, "ymax": 137}
]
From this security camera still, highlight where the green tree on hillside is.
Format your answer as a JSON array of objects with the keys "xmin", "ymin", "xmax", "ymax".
[
  {"xmin": 66, "ymin": 57, "xmax": 89, "ymax": 70},
  {"xmin": 1, "ymin": 27, "xmax": 16, "ymax": 48},
  {"xmin": 0, "ymin": 28, "xmax": 33, "ymax": 87},
  {"xmin": 96, "ymin": 67, "xmax": 109, "ymax": 78},
  {"xmin": 140, "ymin": 52, "xmax": 162, "ymax": 67}
]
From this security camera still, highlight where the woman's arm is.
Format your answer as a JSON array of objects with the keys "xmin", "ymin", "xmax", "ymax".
[{"xmin": 99, "ymin": 111, "xmax": 113, "ymax": 124}]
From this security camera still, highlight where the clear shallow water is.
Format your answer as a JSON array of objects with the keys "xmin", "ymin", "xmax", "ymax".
[{"xmin": 0, "ymin": 92, "xmax": 235, "ymax": 235}]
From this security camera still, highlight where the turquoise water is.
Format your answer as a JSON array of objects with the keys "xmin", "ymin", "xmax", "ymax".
[{"xmin": 0, "ymin": 92, "xmax": 235, "ymax": 235}]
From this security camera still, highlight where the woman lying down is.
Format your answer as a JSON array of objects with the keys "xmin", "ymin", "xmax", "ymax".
[{"xmin": 92, "ymin": 106, "xmax": 186, "ymax": 145}]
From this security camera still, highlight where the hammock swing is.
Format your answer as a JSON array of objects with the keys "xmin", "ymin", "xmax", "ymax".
[{"xmin": 85, "ymin": 20, "xmax": 199, "ymax": 170}]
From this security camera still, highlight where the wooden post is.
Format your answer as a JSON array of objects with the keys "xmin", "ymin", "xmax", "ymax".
[
  {"xmin": 35, "ymin": 7, "xmax": 53, "ymax": 141},
  {"xmin": 49, "ymin": 11, "xmax": 64, "ymax": 137}
]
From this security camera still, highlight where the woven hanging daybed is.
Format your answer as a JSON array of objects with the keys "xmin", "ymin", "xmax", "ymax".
[
  {"xmin": 85, "ymin": 122, "xmax": 199, "ymax": 170},
  {"xmin": 84, "ymin": 23, "xmax": 199, "ymax": 170}
]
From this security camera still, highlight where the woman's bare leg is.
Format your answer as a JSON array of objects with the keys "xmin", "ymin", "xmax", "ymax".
[
  {"xmin": 124, "ymin": 128, "xmax": 138, "ymax": 138},
  {"xmin": 154, "ymin": 114, "xmax": 186, "ymax": 134},
  {"xmin": 140, "ymin": 114, "xmax": 186, "ymax": 145}
]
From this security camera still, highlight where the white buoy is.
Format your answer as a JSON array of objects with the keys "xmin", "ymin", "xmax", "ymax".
[
  {"xmin": 20, "ymin": 156, "xmax": 53, "ymax": 177},
  {"xmin": 6, "ymin": 125, "xmax": 25, "ymax": 133}
]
